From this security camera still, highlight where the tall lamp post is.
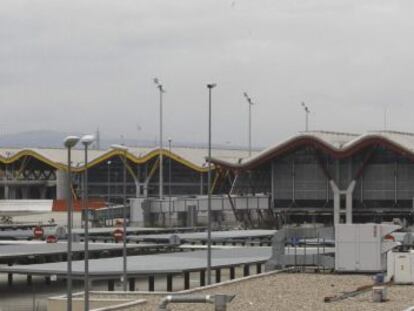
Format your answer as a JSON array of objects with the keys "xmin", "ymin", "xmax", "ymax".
[
  {"xmin": 63, "ymin": 136, "xmax": 80, "ymax": 311},
  {"xmin": 153, "ymin": 78, "xmax": 166, "ymax": 199},
  {"xmin": 168, "ymin": 137, "xmax": 172, "ymax": 197},
  {"xmin": 384, "ymin": 106, "xmax": 389, "ymax": 130},
  {"xmin": 243, "ymin": 92, "xmax": 255, "ymax": 157},
  {"xmin": 301, "ymin": 102, "xmax": 310, "ymax": 132},
  {"xmin": 110, "ymin": 144, "xmax": 128, "ymax": 291},
  {"xmin": 168, "ymin": 137, "xmax": 172, "ymax": 227},
  {"xmin": 206, "ymin": 83, "xmax": 216, "ymax": 285},
  {"xmin": 107, "ymin": 160, "xmax": 112, "ymax": 226},
  {"xmin": 81, "ymin": 134, "xmax": 95, "ymax": 311}
]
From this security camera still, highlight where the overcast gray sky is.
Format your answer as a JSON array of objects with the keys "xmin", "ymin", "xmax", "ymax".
[{"xmin": 1, "ymin": 0, "xmax": 414, "ymax": 148}]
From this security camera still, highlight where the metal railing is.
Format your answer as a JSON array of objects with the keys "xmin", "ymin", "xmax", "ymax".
[{"xmin": 146, "ymin": 194, "xmax": 271, "ymax": 214}]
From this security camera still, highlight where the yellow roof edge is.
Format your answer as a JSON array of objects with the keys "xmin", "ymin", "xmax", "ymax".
[
  {"xmin": 0, "ymin": 149, "xmax": 210, "ymax": 173},
  {"xmin": 74, "ymin": 149, "xmax": 210, "ymax": 173},
  {"xmin": 0, "ymin": 150, "xmax": 64, "ymax": 170}
]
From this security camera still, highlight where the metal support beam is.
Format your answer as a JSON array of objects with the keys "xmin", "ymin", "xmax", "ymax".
[
  {"xmin": 148, "ymin": 275, "xmax": 155, "ymax": 291},
  {"xmin": 200, "ymin": 270, "xmax": 205, "ymax": 286},
  {"xmin": 256, "ymin": 263, "xmax": 262, "ymax": 274},
  {"xmin": 144, "ymin": 158, "xmax": 160, "ymax": 197},
  {"xmin": 229, "ymin": 267, "xmax": 235, "ymax": 280},
  {"xmin": 8, "ymin": 273, "xmax": 13, "ymax": 286},
  {"xmin": 120, "ymin": 156, "xmax": 140, "ymax": 197},
  {"xmin": 394, "ymin": 162, "xmax": 398, "ymax": 205},
  {"xmin": 215, "ymin": 269, "xmax": 221, "ymax": 283},
  {"xmin": 200, "ymin": 173, "xmax": 204, "ymax": 195},
  {"xmin": 27, "ymin": 274, "xmax": 32, "ymax": 286},
  {"xmin": 243, "ymin": 264, "xmax": 250, "ymax": 277},
  {"xmin": 108, "ymin": 280, "xmax": 115, "ymax": 291},
  {"xmin": 346, "ymin": 180, "xmax": 356, "ymax": 224},
  {"xmin": 330, "ymin": 180, "xmax": 341, "ymax": 225},
  {"xmin": 184, "ymin": 271, "xmax": 190, "ymax": 290},
  {"xmin": 129, "ymin": 278, "xmax": 135, "ymax": 291},
  {"xmin": 210, "ymin": 170, "xmax": 220, "ymax": 195},
  {"xmin": 292, "ymin": 160, "xmax": 296, "ymax": 204},
  {"xmin": 166, "ymin": 274, "xmax": 173, "ymax": 292},
  {"xmin": 229, "ymin": 173, "xmax": 239, "ymax": 195}
]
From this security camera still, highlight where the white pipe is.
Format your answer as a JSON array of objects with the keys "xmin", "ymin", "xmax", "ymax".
[{"xmin": 158, "ymin": 294, "xmax": 235, "ymax": 311}]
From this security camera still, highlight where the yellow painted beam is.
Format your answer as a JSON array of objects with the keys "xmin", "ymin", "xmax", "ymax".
[
  {"xmin": 15, "ymin": 155, "xmax": 30, "ymax": 179},
  {"xmin": 146, "ymin": 157, "xmax": 160, "ymax": 182},
  {"xmin": 210, "ymin": 170, "xmax": 221, "ymax": 194}
]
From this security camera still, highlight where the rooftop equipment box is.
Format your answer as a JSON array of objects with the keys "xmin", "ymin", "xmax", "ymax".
[
  {"xmin": 387, "ymin": 251, "xmax": 414, "ymax": 284},
  {"xmin": 335, "ymin": 224, "xmax": 399, "ymax": 272}
]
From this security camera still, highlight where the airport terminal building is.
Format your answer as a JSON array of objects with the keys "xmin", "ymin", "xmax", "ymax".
[
  {"xmin": 0, "ymin": 146, "xmax": 252, "ymax": 201},
  {"xmin": 1, "ymin": 130, "xmax": 414, "ymax": 227},
  {"xmin": 212, "ymin": 130, "xmax": 414, "ymax": 225}
]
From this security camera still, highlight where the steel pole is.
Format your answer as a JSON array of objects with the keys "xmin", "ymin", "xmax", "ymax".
[
  {"xmin": 306, "ymin": 111, "xmax": 308, "ymax": 132},
  {"xmin": 207, "ymin": 84, "xmax": 215, "ymax": 285},
  {"xmin": 67, "ymin": 147, "xmax": 73, "ymax": 311},
  {"xmin": 107, "ymin": 162, "xmax": 111, "ymax": 226},
  {"xmin": 168, "ymin": 140, "xmax": 172, "ymax": 197},
  {"xmin": 122, "ymin": 151, "xmax": 127, "ymax": 291},
  {"xmin": 83, "ymin": 144, "xmax": 89, "ymax": 311},
  {"xmin": 248, "ymin": 102, "xmax": 252, "ymax": 157},
  {"xmin": 168, "ymin": 140, "xmax": 172, "ymax": 227},
  {"xmin": 159, "ymin": 89, "xmax": 164, "ymax": 199}
]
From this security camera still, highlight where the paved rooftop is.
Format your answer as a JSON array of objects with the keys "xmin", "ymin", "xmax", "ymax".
[
  {"xmin": 0, "ymin": 247, "xmax": 272, "ymax": 278},
  {"xmin": 118, "ymin": 273, "xmax": 414, "ymax": 311},
  {"xmin": 0, "ymin": 246, "xmax": 335, "ymax": 278},
  {"xmin": 0, "ymin": 242, "xmax": 171, "ymax": 261}
]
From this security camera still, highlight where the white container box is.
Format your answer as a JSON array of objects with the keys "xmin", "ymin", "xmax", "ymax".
[
  {"xmin": 335, "ymin": 224, "xmax": 400, "ymax": 272},
  {"xmin": 393, "ymin": 251, "xmax": 414, "ymax": 284}
]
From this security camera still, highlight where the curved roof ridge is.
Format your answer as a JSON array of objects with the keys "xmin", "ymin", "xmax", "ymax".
[
  {"xmin": 0, "ymin": 146, "xmax": 255, "ymax": 173},
  {"xmin": 299, "ymin": 130, "xmax": 360, "ymax": 137},
  {"xmin": 210, "ymin": 131, "xmax": 414, "ymax": 170},
  {"xmin": 368, "ymin": 130, "xmax": 414, "ymax": 136}
]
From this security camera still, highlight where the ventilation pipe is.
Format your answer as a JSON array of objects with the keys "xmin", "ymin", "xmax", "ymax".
[{"xmin": 158, "ymin": 294, "xmax": 235, "ymax": 311}]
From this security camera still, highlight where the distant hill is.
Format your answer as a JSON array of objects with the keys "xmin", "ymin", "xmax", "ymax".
[
  {"xmin": 0, "ymin": 130, "xmax": 258, "ymax": 151},
  {"xmin": 0, "ymin": 130, "xmax": 78, "ymax": 148}
]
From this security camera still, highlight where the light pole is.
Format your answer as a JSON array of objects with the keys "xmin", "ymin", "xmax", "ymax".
[
  {"xmin": 243, "ymin": 92, "xmax": 255, "ymax": 157},
  {"xmin": 384, "ymin": 106, "xmax": 389, "ymax": 130},
  {"xmin": 110, "ymin": 144, "xmax": 128, "ymax": 291},
  {"xmin": 107, "ymin": 160, "xmax": 112, "ymax": 227},
  {"xmin": 207, "ymin": 83, "xmax": 216, "ymax": 285},
  {"xmin": 63, "ymin": 135, "xmax": 80, "ymax": 311},
  {"xmin": 81, "ymin": 135, "xmax": 95, "ymax": 311},
  {"xmin": 168, "ymin": 137, "xmax": 172, "ymax": 227},
  {"xmin": 301, "ymin": 102, "xmax": 310, "ymax": 132},
  {"xmin": 153, "ymin": 78, "xmax": 166, "ymax": 199},
  {"xmin": 168, "ymin": 137, "xmax": 172, "ymax": 197}
]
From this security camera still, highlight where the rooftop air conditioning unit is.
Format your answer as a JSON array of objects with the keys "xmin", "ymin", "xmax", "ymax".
[{"xmin": 335, "ymin": 223, "xmax": 400, "ymax": 272}]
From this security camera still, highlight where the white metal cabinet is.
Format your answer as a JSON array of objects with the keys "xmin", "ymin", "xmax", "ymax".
[
  {"xmin": 335, "ymin": 224, "xmax": 400, "ymax": 272},
  {"xmin": 394, "ymin": 252, "xmax": 414, "ymax": 284}
]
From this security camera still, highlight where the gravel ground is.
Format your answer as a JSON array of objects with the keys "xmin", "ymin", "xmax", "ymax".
[{"xmin": 128, "ymin": 273, "xmax": 414, "ymax": 311}]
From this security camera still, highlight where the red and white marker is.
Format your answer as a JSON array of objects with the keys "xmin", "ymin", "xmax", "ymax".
[
  {"xmin": 113, "ymin": 228, "xmax": 124, "ymax": 242},
  {"xmin": 46, "ymin": 235, "xmax": 58, "ymax": 243},
  {"xmin": 33, "ymin": 226, "xmax": 44, "ymax": 239}
]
